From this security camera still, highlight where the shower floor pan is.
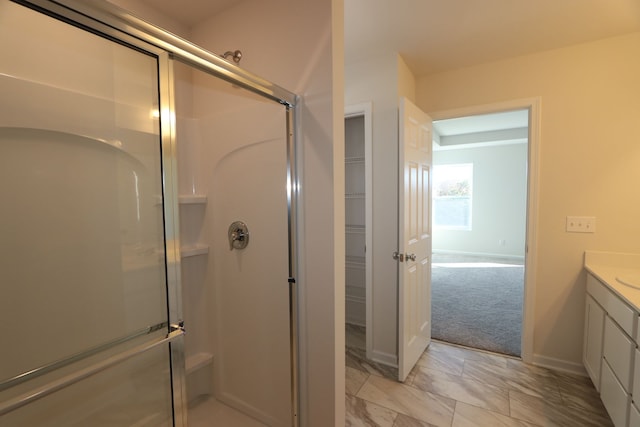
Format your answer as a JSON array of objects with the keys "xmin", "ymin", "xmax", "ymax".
[{"xmin": 189, "ymin": 396, "xmax": 267, "ymax": 427}]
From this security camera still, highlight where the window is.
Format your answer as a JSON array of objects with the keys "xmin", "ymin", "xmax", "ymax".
[{"xmin": 433, "ymin": 163, "xmax": 473, "ymax": 230}]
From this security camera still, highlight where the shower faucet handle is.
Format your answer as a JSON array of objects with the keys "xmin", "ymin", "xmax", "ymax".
[{"xmin": 228, "ymin": 221, "xmax": 250, "ymax": 251}]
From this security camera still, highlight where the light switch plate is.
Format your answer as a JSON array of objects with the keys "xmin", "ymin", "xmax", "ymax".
[{"xmin": 566, "ymin": 216, "xmax": 596, "ymax": 233}]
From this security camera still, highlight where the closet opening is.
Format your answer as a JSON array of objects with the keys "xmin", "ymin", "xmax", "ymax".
[{"xmin": 344, "ymin": 104, "xmax": 372, "ymax": 361}]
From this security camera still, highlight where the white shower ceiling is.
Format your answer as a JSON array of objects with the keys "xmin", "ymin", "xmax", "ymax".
[{"xmin": 135, "ymin": 0, "xmax": 242, "ymax": 27}]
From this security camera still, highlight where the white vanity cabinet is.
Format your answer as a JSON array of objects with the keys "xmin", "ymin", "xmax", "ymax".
[
  {"xmin": 630, "ymin": 404, "xmax": 640, "ymax": 427},
  {"xmin": 584, "ymin": 293, "xmax": 605, "ymax": 389},
  {"xmin": 631, "ymin": 349, "xmax": 640, "ymax": 427},
  {"xmin": 585, "ymin": 273, "xmax": 639, "ymax": 427}
]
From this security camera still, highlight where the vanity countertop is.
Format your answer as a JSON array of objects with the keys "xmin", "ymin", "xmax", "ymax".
[{"xmin": 585, "ymin": 251, "xmax": 640, "ymax": 311}]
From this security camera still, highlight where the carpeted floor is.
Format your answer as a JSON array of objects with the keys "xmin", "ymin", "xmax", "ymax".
[{"xmin": 431, "ymin": 255, "xmax": 524, "ymax": 356}]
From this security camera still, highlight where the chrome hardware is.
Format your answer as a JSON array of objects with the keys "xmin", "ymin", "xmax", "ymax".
[
  {"xmin": 170, "ymin": 322, "xmax": 185, "ymax": 333},
  {"xmin": 406, "ymin": 253, "xmax": 417, "ymax": 262},
  {"xmin": 0, "ymin": 329, "xmax": 185, "ymax": 416},
  {"xmin": 228, "ymin": 221, "xmax": 250, "ymax": 250},
  {"xmin": 222, "ymin": 49, "xmax": 242, "ymax": 64},
  {"xmin": 0, "ymin": 321, "xmax": 169, "ymax": 392}
]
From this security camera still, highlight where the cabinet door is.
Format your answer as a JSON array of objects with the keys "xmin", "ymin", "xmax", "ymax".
[
  {"xmin": 584, "ymin": 294, "xmax": 606, "ymax": 390},
  {"xmin": 633, "ymin": 349, "xmax": 640, "ymax": 410},
  {"xmin": 631, "ymin": 402, "xmax": 640, "ymax": 427},
  {"xmin": 601, "ymin": 360, "xmax": 631, "ymax": 427},
  {"xmin": 604, "ymin": 316, "xmax": 635, "ymax": 392}
]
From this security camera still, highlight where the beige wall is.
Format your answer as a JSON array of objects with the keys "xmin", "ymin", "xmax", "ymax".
[
  {"xmin": 417, "ymin": 32, "xmax": 640, "ymax": 367},
  {"xmin": 398, "ymin": 54, "xmax": 416, "ymax": 103}
]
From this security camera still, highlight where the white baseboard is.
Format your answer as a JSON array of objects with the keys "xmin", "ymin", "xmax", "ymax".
[
  {"xmin": 371, "ymin": 349, "xmax": 398, "ymax": 368},
  {"xmin": 433, "ymin": 249, "xmax": 525, "ymax": 262},
  {"xmin": 531, "ymin": 353, "xmax": 587, "ymax": 376}
]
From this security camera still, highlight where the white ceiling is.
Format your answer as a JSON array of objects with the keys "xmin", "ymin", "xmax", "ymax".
[
  {"xmin": 134, "ymin": 0, "xmax": 640, "ymax": 139},
  {"xmin": 137, "ymin": 0, "xmax": 640, "ymax": 77},
  {"xmin": 433, "ymin": 110, "xmax": 529, "ymax": 151},
  {"xmin": 345, "ymin": 0, "xmax": 640, "ymax": 76},
  {"xmin": 435, "ymin": 110, "xmax": 528, "ymax": 136}
]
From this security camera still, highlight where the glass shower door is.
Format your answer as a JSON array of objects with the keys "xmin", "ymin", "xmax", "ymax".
[{"xmin": 0, "ymin": 1, "xmax": 184, "ymax": 425}]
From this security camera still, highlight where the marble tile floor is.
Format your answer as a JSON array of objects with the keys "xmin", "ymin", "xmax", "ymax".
[{"xmin": 346, "ymin": 326, "xmax": 613, "ymax": 427}]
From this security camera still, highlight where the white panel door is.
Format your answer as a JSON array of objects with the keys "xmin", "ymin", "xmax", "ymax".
[{"xmin": 398, "ymin": 97, "xmax": 432, "ymax": 382}]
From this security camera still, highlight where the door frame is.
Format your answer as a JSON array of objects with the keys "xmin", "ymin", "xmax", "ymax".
[
  {"xmin": 429, "ymin": 97, "xmax": 541, "ymax": 363},
  {"xmin": 344, "ymin": 103, "xmax": 373, "ymax": 361}
]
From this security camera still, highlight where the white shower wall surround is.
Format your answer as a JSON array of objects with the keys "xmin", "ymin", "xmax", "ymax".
[
  {"xmin": 175, "ymin": 64, "xmax": 293, "ymax": 426},
  {"xmin": 1, "ymin": 1, "xmax": 300, "ymax": 426}
]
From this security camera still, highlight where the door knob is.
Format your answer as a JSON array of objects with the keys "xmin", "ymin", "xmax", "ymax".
[
  {"xmin": 406, "ymin": 253, "xmax": 417, "ymax": 261},
  {"xmin": 392, "ymin": 251, "xmax": 404, "ymax": 262}
]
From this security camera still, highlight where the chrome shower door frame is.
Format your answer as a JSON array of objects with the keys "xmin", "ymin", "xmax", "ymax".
[{"xmin": 15, "ymin": 1, "xmax": 301, "ymax": 425}]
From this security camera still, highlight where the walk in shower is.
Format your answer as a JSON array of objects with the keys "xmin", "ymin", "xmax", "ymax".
[{"xmin": 0, "ymin": 1, "xmax": 299, "ymax": 426}]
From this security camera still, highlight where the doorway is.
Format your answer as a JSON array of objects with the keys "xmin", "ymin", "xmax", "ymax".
[
  {"xmin": 344, "ymin": 104, "xmax": 373, "ymax": 361},
  {"xmin": 344, "ymin": 98, "xmax": 433, "ymax": 381},
  {"xmin": 430, "ymin": 107, "xmax": 532, "ymax": 357}
]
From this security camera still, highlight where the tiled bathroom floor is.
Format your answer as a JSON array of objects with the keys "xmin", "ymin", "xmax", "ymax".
[{"xmin": 346, "ymin": 325, "xmax": 613, "ymax": 427}]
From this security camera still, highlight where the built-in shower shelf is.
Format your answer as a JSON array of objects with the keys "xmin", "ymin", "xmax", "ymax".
[
  {"xmin": 345, "ymin": 156, "xmax": 365, "ymax": 164},
  {"xmin": 346, "ymin": 225, "xmax": 365, "ymax": 234},
  {"xmin": 178, "ymin": 194, "xmax": 208, "ymax": 205},
  {"xmin": 186, "ymin": 352, "xmax": 213, "ymax": 375},
  {"xmin": 346, "ymin": 256, "xmax": 366, "ymax": 268},
  {"xmin": 345, "ymin": 192, "xmax": 365, "ymax": 199},
  {"xmin": 180, "ymin": 244, "xmax": 209, "ymax": 258}
]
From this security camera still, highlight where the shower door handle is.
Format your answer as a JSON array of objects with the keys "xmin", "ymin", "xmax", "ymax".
[{"xmin": 228, "ymin": 221, "xmax": 250, "ymax": 250}]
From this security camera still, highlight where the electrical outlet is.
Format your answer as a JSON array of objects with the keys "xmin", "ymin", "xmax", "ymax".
[{"xmin": 566, "ymin": 216, "xmax": 596, "ymax": 233}]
